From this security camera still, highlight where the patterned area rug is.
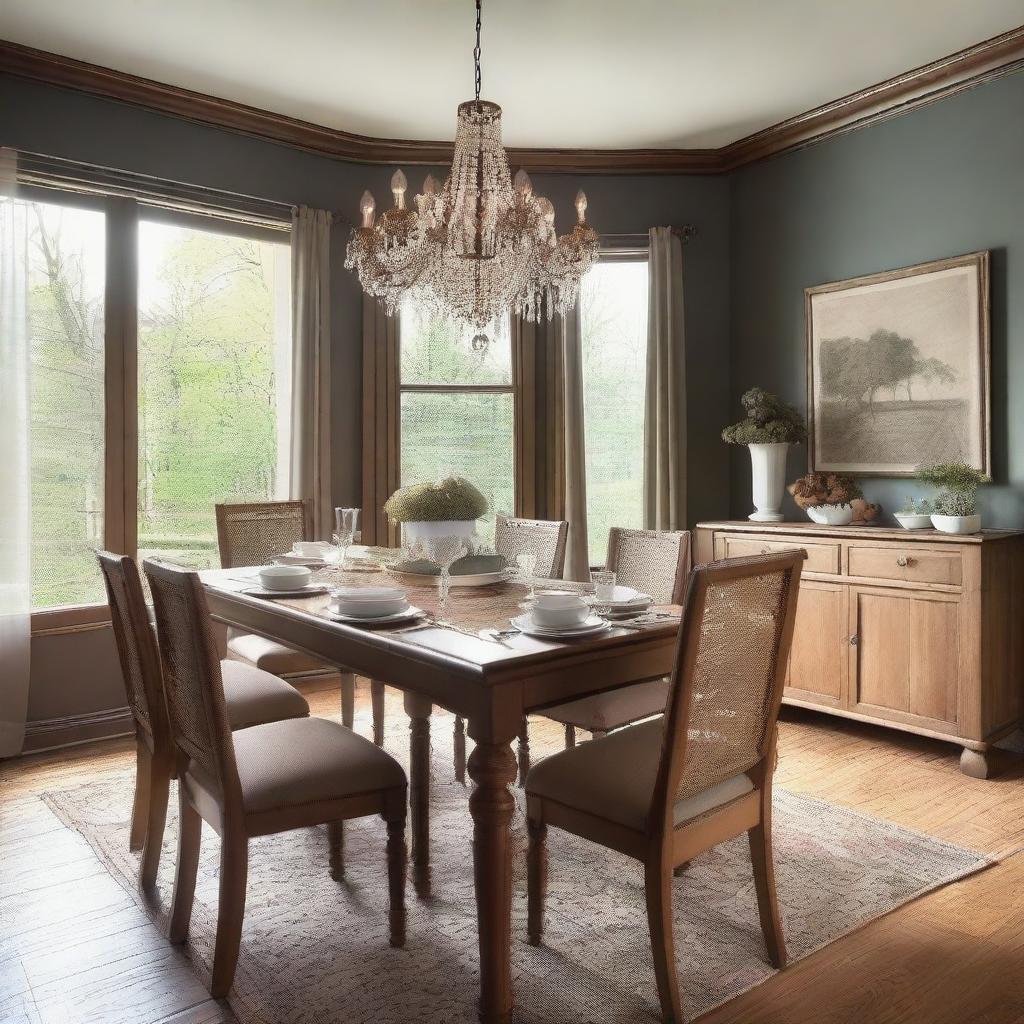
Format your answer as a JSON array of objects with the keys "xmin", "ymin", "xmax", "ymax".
[{"xmin": 44, "ymin": 708, "xmax": 988, "ymax": 1023}]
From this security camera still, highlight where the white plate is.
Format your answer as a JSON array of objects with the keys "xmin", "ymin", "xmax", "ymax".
[
  {"xmin": 385, "ymin": 568, "xmax": 509, "ymax": 589},
  {"xmin": 510, "ymin": 613, "xmax": 611, "ymax": 639},
  {"xmin": 241, "ymin": 583, "xmax": 332, "ymax": 598},
  {"xmin": 275, "ymin": 552, "xmax": 326, "ymax": 566},
  {"xmin": 325, "ymin": 605, "xmax": 425, "ymax": 627}
]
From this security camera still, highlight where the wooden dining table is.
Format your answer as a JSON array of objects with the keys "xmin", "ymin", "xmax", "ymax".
[{"xmin": 201, "ymin": 565, "xmax": 681, "ymax": 1024}]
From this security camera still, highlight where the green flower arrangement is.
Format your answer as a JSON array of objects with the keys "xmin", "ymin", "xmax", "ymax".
[
  {"xmin": 384, "ymin": 476, "xmax": 489, "ymax": 523},
  {"xmin": 916, "ymin": 462, "xmax": 989, "ymax": 517},
  {"xmin": 722, "ymin": 387, "xmax": 807, "ymax": 445}
]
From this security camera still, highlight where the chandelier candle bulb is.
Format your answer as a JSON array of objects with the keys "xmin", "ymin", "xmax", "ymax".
[{"xmin": 359, "ymin": 190, "xmax": 375, "ymax": 229}]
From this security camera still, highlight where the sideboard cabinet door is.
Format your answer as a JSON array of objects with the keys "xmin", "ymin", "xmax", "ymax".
[
  {"xmin": 785, "ymin": 581, "xmax": 847, "ymax": 709},
  {"xmin": 848, "ymin": 587, "xmax": 961, "ymax": 729}
]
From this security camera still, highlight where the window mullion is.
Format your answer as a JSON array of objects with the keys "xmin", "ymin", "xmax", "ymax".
[{"xmin": 102, "ymin": 196, "xmax": 139, "ymax": 557}]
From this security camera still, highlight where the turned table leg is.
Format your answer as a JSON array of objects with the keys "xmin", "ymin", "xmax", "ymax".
[
  {"xmin": 404, "ymin": 692, "xmax": 432, "ymax": 868},
  {"xmin": 340, "ymin": 671, "xmax": 355, "ymax": 729},
  {"xmin": 468, "ymin": 738, "xmax": 518, "ymax": 1024}
]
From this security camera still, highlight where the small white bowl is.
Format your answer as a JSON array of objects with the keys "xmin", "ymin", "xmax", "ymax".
[
  {"xmin": 894, "ymin": 513, "xmax": 932, "ymax": 531},
  {"xmin": 293, "ymin": 540, "xmax": 334, "ymax": 558},
  {"xmin": 806, "ymin": 503, "xmax": 855, "ymax": 526},
  {"xmin": 258, "ymin": 564, "xmax": 312, "ymax": 591},
  {"xmin": 331, "ymin": 586, "xmax": 408, "ymax": 618},
  {"xmin": 531, "ymin": 593, "xmax": 589, "ymax": 628}
]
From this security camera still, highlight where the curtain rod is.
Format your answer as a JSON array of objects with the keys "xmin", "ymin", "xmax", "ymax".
[{"xmin": 601, "ymin": 225, "xmax": 697, "ymax": 246}]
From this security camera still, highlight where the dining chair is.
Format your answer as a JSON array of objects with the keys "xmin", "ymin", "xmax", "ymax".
[
  {"xmin": 536, "ymin": 529, "xmax": 691, "ymax": 757},
  {"xmin": 96, "ymin": 551, "xmax": 310, "ymax": 892},
  {"xmin": 451, "ymin": 514, "xmax": 569, "ymax": 784},
  {"xmin": 524, "ymin": 550, "xmax": 804, "ymax": 1023},
  {"xmin": 144, "ymin": 558, "xmax": 408, "ymax": 999},
  {"xmin": 215, "ymin": 500, "xmax": 369, "ymax": 739}
]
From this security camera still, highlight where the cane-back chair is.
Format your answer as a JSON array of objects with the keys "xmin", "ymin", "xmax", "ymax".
[
  {"xmin": 536, "ymin": 530, "xmax": 691, "ymax": 761},
  {"xmin": 451, "ymin": 515, "xmax": 570, "ymax": 785},
  {"xmin": 525, "ymin": 550, "xmax": 804, "ymax": 1023},
  {"xmin": 97, "ymin": 551, "xmax": 310, "ymax": 892},
  {"xmin": 143, "ymin": 558, "xmax": 407, "ymax": 999},
  {"xmin": 215, "ymin": 500, "xmax": 367, "ymax": 736}
]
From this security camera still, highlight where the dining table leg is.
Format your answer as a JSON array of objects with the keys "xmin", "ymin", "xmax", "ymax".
[
  {"xmin": 467, "ymin": 736, "xmax": 518, "ymax": 1024},
  {"xmin": 404, "ymin": 691, "xmax": 432, "ymax": 870}
]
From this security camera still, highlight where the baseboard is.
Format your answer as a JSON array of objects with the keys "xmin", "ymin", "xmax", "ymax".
[{"xmin": 21, "ymin": 706, "xmax": 134, "ymax": 755}]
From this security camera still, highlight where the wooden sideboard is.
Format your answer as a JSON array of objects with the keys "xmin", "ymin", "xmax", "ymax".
[{"xmin": 695, "ymin": 521, "xmax": 1024, "ymax": 777}]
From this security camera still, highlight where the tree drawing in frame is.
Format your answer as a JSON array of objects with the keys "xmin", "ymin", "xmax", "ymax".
[{"xmin": 806, "ymin": 252, "xmax": 990, "ymax": 477}]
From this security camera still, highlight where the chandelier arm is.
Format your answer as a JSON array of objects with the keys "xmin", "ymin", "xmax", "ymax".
[{"xmin": 474, "ymin": 0, "xmax": 482, "ymax": 103}]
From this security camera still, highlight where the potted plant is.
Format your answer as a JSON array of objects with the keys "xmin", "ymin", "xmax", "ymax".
[
  {"xmin": 916, "ymin": 462, "xmax": 989, "ymax": 535},
  {"xmin": 894, "ymin": 496, "xmax": 933, "ymax": 531},
  {"xmin": 723, "ymin": 387, "xmax": 807, "ymax": 522},
  {"xmin": 787, "ymin": 472, "xmax": 861, "ymax": 525},
  {"xmin": 383, "ymin": 475, "xmax": 489, "ymax": 545}
]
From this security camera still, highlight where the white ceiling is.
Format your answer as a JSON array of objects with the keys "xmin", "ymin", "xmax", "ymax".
[{"xmin": 1, "ymin": 1, "xmax": 1021, "ymax": 149}]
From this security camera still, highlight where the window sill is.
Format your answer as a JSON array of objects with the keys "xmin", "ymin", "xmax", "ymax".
[{"xmin": 31, "ymin": 604, "xmax": 112, "ymax": 637}]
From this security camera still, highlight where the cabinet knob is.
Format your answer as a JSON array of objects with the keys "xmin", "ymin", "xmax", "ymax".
[
  {"xmin": 896, "ymin": 555, "xmax": 912, "ymax": 567},
  {"xmin": 850, "ymin": 634, "xmax": 859, "ymax": 646},
  {"xmin": 761, "ymin": 547, "xmax": 771, "ymax": 555}
]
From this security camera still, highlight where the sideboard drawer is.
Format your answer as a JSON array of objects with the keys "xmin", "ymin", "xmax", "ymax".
[
  {"xmin": 847, "ymin": 545, "xmax": 963, "ymax": 586},
  {"xmin": 716, "ymin": 534, "xmax": 840, "ymax": 574}
]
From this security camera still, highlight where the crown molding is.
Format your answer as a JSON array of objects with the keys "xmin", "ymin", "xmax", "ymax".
[{"xmin": 1, "ymin": 26, "xmax": 1022, "ymax": 176}]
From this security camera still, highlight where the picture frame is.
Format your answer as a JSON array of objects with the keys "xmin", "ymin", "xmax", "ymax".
[{"xmin": 805, "ymin": 251, "xmax": 990, "ymax": 478}]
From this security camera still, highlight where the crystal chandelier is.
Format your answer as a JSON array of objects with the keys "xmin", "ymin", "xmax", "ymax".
[{"xmin": 344, "ymin": 0, "xmax": 599, "ymax": 348}]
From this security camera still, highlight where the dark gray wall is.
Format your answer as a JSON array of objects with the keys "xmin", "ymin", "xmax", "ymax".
[
  {"xmin": 730, "ymin": 70, "xmax": 1024, "ymax": 527},
  {"xmin": 0, "ymin": 74, "xmax": 731, "ymax": 726}
]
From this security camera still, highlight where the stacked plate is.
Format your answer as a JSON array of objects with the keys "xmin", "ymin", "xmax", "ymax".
[
  {"xmin": 510, "ymin": 612, "xmax": 610, "ymax": 640},
  {"xmin": 511, "ymin": 593, "xmax": 610, "ymax": 640},
  {"xmin": 327, "ymin": 586, "xmax": 423, "ymax": 626},
  {"xmin": 589, "ymin": 585, "xmax": 654, "ymax": 620}
]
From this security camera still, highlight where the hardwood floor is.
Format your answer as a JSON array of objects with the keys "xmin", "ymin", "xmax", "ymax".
[{"xmin": 3, "ymin": 678, "xmax": 1024, "ymax": 1024}]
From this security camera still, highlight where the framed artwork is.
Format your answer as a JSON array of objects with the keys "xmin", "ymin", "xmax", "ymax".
[{"xmin": 806, "ymin": 251, "xmax": 990, "ymax": 477}]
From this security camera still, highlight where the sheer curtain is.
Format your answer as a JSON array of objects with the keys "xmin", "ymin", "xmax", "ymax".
[
  {"xmin": 0, "ymin": 148, "xmax": 31, "ymax": 756},
  {"xmin": 561, "ymin": 307, "xmax": 590, "ymax": 580},
  {"xmin": 289, "ymin": 207, "xmax": 332, "ymax": 539},
  {"xmin": 644, "ymin": 226, "xmax": 687, "ymax": 531}
]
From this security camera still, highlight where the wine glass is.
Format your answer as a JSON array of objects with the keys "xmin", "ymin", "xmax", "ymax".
[
  {"xmin": 333, "ymin": 507, "xmax": 360, "ymax": 570},
  {"xmin": 413, "ymin": 534, "xmax": 467, "ymax": 623},
  {"xmin": 516, "ymin": 551, "xmax": 538, "ymax": 600}
]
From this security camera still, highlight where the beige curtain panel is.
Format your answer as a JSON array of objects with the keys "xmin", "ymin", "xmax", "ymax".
[
  {"xmin": 560, "ymin": 306, "xmax": 590, "ymax": 581},
  {"xmin": 289, "ymin": 207, "xmax": 333, "ymax": 539},
  {"xmin": 644, "ymin": 226, "xmax": 687, "ymax": 532}
]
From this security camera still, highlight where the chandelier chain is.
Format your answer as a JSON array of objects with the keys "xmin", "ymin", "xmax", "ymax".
[{"xmin": 473, "ymin": 0, "xmax": 482, "ymax": 102}]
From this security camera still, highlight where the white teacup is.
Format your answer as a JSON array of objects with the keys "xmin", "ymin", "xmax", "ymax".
[
  {"xmin": 258, "ymin": 564, "xmax": 312, "ymax": 592},
  {"xmin": 531, "ymin": 592, "xmax": 589, "ymax": 628}
]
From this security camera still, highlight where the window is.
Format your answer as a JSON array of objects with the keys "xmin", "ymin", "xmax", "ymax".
[
  {"xmin": 580, "ymin": 259, "xmax": 649, "ymax": 564},
  {"xmin": 26, "ymin": 200, "xmax": 107, "ymax": 609},
  {"xmin": 137, "ymin": 220, "xmax": 291, "ymax": 569},
  {"xmin": 398, "ymin": 301, "xmax": 515, "ymax": 537}
]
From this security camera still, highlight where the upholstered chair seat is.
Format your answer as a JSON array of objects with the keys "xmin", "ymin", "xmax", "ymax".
[
  {"xmin": 527, "ymin": 718, "xmax": 754, "ymax": 832},
  {"xmin": 540, "ymin": 678, "xmax": 670, "ymax": 736},
  {"xmin": 225, "ymin": 631, "xmax": 327, "ymax": 677},
  {"xmin": 220, "ymin": 660, "xmax": 310, "ymax": 730}
]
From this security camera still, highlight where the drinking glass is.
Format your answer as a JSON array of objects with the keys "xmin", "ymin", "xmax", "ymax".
[
  {"xmin": 516, "ymin": 551, "xmax": 538, "ymax": 599},
  {"xmin": 333, "ymin": 508, "xmax": 360, "ymax": 570},
  {"xmin": 413, "ymin": 535, "xmax": 468, "ymax": 623},
  {"xmin": 591, "ymin": 570, "xmax": 617, "ymax": 602}
]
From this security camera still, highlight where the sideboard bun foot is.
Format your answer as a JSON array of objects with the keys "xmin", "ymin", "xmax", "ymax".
[{"xmin": 959, "ymin": 746, "xmax": 991, "ymax": 779}]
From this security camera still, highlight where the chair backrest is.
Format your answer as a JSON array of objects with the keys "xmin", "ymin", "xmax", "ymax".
[
  {"xmin": 606, "ymin": 528, "xmax": 691, "ymax": 604},
  {"xmin": 650, "ymin": 550, "xmax": 803, "ymax": 835},
  {"xmin": 96, "ymin": 551, "xmax": 170, "ymax": 754},
  {"xmin": 215, "ymin": 499, "xmax": 311, "ymax": 569},
  {"xmin": 494, "ymin": 515, "xmax": 569, "ymax": 579},
  {"xmin": 143, "ymin": 558, "xmax": 239, "ymax": 805}
]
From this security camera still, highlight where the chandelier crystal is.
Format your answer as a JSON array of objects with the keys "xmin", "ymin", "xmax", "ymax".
[{"xmin": 344, "ymin": 0, "xmax": 599, "ymax": 343}]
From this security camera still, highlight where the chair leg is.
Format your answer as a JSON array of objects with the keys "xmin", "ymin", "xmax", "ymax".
[
  {"xmin": 139, "ymin": 752, "xmax": 172, "ymax": 893},
  {"xmin": 328, "ymin": 821, "xmax": 345, "ymax": 880},
  {"xmin": 748, "ymin": 819, "xmax": 787, "ymax": 968},
  {"xmin": 385, "ymin": 809, "xmax": 408, "ymax": 947},
  {"xmin": 673, "ymin": 861, "xmax": 690, "ymax": 878},
  {"xmin": 371, "ymin": 680, "xmax": 386, "ymax": 746},
  {"xmin": 210, "ymin": 832, "xmax": 249, "ymax": 999},
  {"xmin": 644, "ymin": 857, "xmax": 683, "ymax": 1024},
  {"xmin": 168, "ymin": 787, "xmax": 202, "ymax": 945},
  {"xmin": 453, "ymin": 715, "xmax": 467, "ymax": 784},
  {"xmin": 129, "ymin": 741, "xmax": 151, "ymax": 852},
  {"xmin": 563, "ymin": 724, "xmax": 576, "ymax": 749},
  {"xmin": 340, "ymin": 672, "xmax": 355, "ymax": 729},
  {"xmin": 591, "ymin": 729, "xmax": 608, "ymax": 740},
  {"xmin": 526, "ymin": 818, "xmax": 547, "ymax": 946},
  {"xmin": 517, "ymin": 717, "xmax": 530, "ymax": 788}
]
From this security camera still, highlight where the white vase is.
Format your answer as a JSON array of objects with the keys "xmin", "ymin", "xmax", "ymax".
[
  {"xmin": 930, "ymin": 513, "xmax": 981, "ymax": 535},
  {"xmin": 747, "ymin": 443, "xmax": 789, "ymax": 523},
  {"xmin": 402, "ymin": 519, "xmax": 477, "ymax": 545}
]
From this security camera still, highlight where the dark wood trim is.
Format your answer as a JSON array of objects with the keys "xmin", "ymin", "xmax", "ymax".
[
  {"xmin": 21, "ymin": 705, "xmax": 133, "ymax": 754},
  {"xmin": 3, "ymin": 28, "xmax": 1022, "ymax": 175}
]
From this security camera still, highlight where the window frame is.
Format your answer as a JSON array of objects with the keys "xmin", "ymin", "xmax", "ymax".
[{"xmin": 23, "ymin": 184, "xmax": 291, "ymax": 633}]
